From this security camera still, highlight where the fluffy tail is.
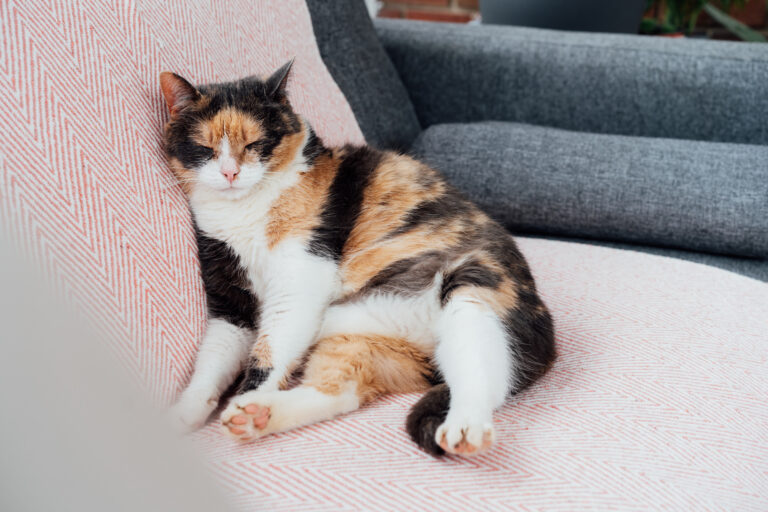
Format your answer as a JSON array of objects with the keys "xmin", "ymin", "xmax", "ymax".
[{"xmin": 405, "ymin": 383, "xmax": 450, "ymax": 456}]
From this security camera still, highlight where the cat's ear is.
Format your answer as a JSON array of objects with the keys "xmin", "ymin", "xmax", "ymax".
[
  {"xmin": 266, "ymin": 58, "xmax": 294, "ymax": 100},
  {"xmin": 159, "ymin": 72, "xmax": 200, "ymax": 117}
]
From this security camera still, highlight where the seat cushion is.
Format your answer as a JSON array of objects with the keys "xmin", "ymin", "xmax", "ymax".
[
  {"xmin": 0, "ymin": 0, "xmax": 364, "ymax": 404},
  {"xmin": 543, "ymin": 235, "xmax": 768, "ymax": 282},
  {"xmin": 305, "ymin": 0, "xmax": 422, "ymax": 151},
  {"xmin": 411, "ymin": 121, "xmax": 768, "ymax": 258},
  {"xmin": 190, "ymin": 238, "xmax": 768, "ymax": 511}
]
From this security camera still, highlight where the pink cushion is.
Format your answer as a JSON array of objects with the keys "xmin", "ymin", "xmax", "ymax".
[
  {"xmin": 190, "ymin": 239, "xmax": 768, "ymax": 510},
  {"xmin": 0, "ymin": 0, "xmax": 364, "ymax": 403}
]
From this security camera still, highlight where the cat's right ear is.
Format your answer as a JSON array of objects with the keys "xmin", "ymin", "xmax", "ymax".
[{"xmin": 159, "ymin": 72, "xmax": 200, "ymax": 117}]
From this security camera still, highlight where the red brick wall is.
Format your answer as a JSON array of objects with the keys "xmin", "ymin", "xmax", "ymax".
[
  {"xmin": 700, "ymin": 0, "xmax": 767, "ymax": 28},
  {"xmin": 378, "ymin": 0, "xmax": 766, "ymax": 30},
  {"xmin": 378, "ymin": 0, "xmax": 479, "ymax": 23}
]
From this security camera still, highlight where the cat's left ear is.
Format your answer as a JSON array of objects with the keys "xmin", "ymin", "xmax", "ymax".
[{"xmin": 266, "ymin": 58, "xmax": 294, "ymax": 100}]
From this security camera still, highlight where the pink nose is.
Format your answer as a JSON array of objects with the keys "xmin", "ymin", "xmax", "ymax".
[{"xmin": 221, "ymin": 168, "xmax": 239, "ymax": 184}]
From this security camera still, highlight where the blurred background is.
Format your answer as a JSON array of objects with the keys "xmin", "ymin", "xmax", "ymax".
[{"xmin": 370, "ymin": 0, "xmax": 767, "ymax": 41}]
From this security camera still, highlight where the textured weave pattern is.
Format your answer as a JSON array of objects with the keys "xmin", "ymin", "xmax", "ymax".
[
  {"xmin": 305, "ymin": 0, "xmax": 422, "ymax": 151},
  {"xmin": 0, "ymin": 0, "xmax": 364, "ymax": 403},
  {"xmin": 191, "ymin": 238, "xmax": 768, "ymax": 511},
  {"xmin": 376, "ymin": 19, "xmax": 768, "ymax": 145},
  {"xmin": 412, "ymin": 121, "xmax": 768, "ymax": 259}
]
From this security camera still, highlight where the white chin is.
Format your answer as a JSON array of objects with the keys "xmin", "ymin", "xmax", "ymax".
[{"xmin": 217, "ymin": 186, "xmax": 251, "ymax": 199}]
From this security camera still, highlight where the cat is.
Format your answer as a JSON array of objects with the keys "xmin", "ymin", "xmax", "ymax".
[{"xmin": 162, "ymin": 61, "xmax": 555, "ymax": 456}]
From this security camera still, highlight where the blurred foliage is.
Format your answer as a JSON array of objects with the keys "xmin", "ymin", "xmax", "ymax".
[{"xmin": 642, "ymin": 0, "xmax": 766, "ymax": 41}]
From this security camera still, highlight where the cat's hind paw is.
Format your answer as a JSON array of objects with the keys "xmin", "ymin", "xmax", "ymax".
[{"xmin": 436, "ymin": 419, "xmax": 495, "ymax": 456}]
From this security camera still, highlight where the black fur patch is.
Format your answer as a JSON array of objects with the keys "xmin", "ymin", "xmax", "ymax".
[
  {"xmin": 391, "ymin": 190, "xmax": 471, "ymax": 238},
  {"xmin": 302, "ymin": 125, "xmax": 326, "ymax": 166},
  {"xmin": 358, "ymin": 251, "xmax": 446, "ymax": 297},
  {"xmin": 504, "ymin": 302, "xmax": 556, "ymax": 393},
  {"xmin": 406, "ymin": 384, "xmax": 450, "ymax": 456},
  {"xmin": 308, "ymin": 146, "xmax": 382, "ymax": 260},
  {"xmin": 238, "ymin": 358, "xmax": 272, "ymax": 394},
  {"xmin": 480, "ymin": 222, "xmax": 533, "ymax": 282},
  {"xmin": 472, "ymin": 223, "xmax": 556, "ymax": 392},
  {"xmin": 195, "ymin": 222, "xmax": 259, "ymax": 329},
  {"xmin": 440, "ymin": 259, "xmax": 502, "ymax": 306}
]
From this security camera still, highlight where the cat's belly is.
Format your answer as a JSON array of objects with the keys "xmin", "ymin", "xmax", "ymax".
[{"xmin": 317, "ymin": 285, "xmax": 442, "ymax": 353}]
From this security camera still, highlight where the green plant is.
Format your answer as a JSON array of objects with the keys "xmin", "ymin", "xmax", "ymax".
[{"xmin": 643, "ymin": 0, "xmax": 767, "ymax": 41}]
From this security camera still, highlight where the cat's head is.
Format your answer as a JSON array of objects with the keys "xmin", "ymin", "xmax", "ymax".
[{"xmin": 160, "ymin": 61, "xmax": 307, "ymax": 198}]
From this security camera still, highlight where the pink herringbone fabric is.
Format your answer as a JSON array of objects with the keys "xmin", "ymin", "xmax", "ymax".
[
  {"xmin": 0, "ymin": 0, "xmax": 364, "ymax": 403},
  {"xmin": 189, "ymin": 240, "xmax": 768, "ymax": 511}
]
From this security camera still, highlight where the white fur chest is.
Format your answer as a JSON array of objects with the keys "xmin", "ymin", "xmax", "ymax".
[{"xmin": 189, "ymin": 171, "xmax": 304, "ymax": 298}]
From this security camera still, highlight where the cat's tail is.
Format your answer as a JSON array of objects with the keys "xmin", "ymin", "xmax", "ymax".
[{"xmin": 405, "ymin": 383, "xmax": 450, "ymax": 456}]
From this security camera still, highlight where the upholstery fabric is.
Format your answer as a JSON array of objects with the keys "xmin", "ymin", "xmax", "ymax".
[
  {"xmin": 190, "ymin": 238, "xmax": 768, "ymax": 511},
  {"xmin": 545, "ymin": 236, "xmax": 768, "ymax": 283},
  {"xmin": 376, "ymin": 19, "xmax": 768, "ymax": 146},
  {"xmin": 3, "ymin": 2, "xmax": 767, "ymax": 509},
  {"xmin": 0, "ymin": 0, "xmax": 364, "ymax": 404},
  {"xmin": 411, "ymin": 121, "xmax": 768, "ymax": 258},
  {"xmin": 305, "ymin": 0, "xmax": 422, "ymax": 151}
]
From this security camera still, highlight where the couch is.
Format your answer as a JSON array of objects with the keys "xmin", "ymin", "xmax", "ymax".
[
  {"xmin": 1, "ymin": 0, "xmax": 766, "ymax": 510},
  {"xmin": 308, "ymin": 0, "xmax": 768, "ymax": 282}
]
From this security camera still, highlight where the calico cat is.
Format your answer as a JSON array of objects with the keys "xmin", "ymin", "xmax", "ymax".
[{"xmin": 162, "ymin": 61, "xmax": 555, "ymax": 456}]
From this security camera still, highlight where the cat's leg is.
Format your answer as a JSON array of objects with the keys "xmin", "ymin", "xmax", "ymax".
[
  {"xmin": 169, "ymin": 318, "xmax": 253, "ymax": 432},
  {"xmin": 221, "ymin": 333, "xmax": 431, "ymax": 441},
  {"xmin": 235, "ymin": 249, "xmax": 338, "ymax": 395},
  {"xmin": 220, "ymin": 384, "xmax": 359, "ymax": 441},
  {"xmin": 431, "ymin": 295, "xmax": 513, "ymax": 456}
]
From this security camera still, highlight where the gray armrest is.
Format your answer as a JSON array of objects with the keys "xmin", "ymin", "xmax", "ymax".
[{"xmin": 374, "ymin": 19, "xmax": 768, "ymax": 146}]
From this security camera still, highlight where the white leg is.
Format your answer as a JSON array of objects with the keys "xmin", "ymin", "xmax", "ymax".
[
  {"xmin": 433, "ymin": 296, "xmax": 513, "ymax": 455},
  {"xmin": 220, "ymin": 385, "xmax": 359, "ymax": 441},
  {"xmin": 168, "ymin": 318, "xmax": 252, "ymax": 432},
  {"xmin": 252, "ymin": 252, "xmax": 338, "ymax": 390}
]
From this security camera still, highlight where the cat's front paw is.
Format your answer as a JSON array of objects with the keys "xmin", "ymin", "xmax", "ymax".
[
  {"xmin": 220, "ymin": 391, "xmax": 276, "ymax": 442},
  {"xmin": 167, "ymin": 389, "xmax": 219, "ymax": 433},
  {"xmin": 435, "ymin": 418, "xmax": 495, "ymax": 456}
]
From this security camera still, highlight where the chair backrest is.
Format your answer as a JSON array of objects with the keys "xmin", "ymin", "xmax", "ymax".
[
  {"xmin": 0, "ymin": 0, "xmax": 364, "ymax": 404},
  {"xmin": 306, "ymin": 0, "xmax": 422, "ymax": 151}
]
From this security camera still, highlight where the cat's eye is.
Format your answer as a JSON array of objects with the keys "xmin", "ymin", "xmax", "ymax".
[
  {"xmin": 194, "ymin": 144, "xmax": 214, "ymax": 159},
  {"xmin": 245, "ymin": 141, "xmax": 263, "ymax": 152}
]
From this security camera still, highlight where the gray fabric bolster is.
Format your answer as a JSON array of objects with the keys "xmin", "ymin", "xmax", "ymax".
[
  {"xmin": 305, "ymin": 0, "xmax": 421, "ymax": 151},
  {"xmin": 411, "ymin": 122, "xmax": 768, "ymax": 258},
  {"xmin": 376, "ymin": 19, "xmax": 768, "ymax": 146}
]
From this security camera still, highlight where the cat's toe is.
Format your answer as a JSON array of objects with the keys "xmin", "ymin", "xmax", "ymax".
[
  {"xmin": 435, "ymin": 420, "xmax": 495, "ymax": 456},
  {"xmin": 244, "ymin": 403, "xmax": 271, "ymax": 429}
]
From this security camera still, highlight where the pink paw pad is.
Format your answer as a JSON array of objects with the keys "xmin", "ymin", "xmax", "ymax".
[
  {"xmin": 244, "ymin": 403, "xmax": 270, "ymax": 430},
  {"xmin": 438, "ymin": 428, "xmax": 494, "ymax": 456}
]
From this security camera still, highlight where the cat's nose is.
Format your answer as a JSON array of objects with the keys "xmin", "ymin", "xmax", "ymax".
[
  {"xmin": 221, "ymin": 169, "xmax": 239, "ymax": 184},
  {"xmin": 221, "ymin": 161, "xmax": 240, "ymax": 184}
]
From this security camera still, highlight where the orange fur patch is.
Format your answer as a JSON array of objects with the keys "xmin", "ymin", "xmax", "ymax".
[
  {"xmin": 303, "ymin": 334, "xmax": 433, "ymax": 404},
  {"xmin": 167, "ymin": 156, "xmax": 195, "ymax": 195},
  {"xmin": 458, "ymin": 277, "xmax": 520, "ymax": 316},
  {"xmin": 267, "ymin": 128, "xmax": 306, "ymax": 174},
  {"xmin": 265, "ymin": 152, "xmax": 339, "ymax": 249},
  {"xmin": 343, "ymin": 154, "xmax": 446, "ymax": 257},
  {"xmin": 251, "ymin": 335, "xmax": 273, "ymax": 368},
  {"xmin": 194, "ymin": 108, "xmax": 263, "ymax": 163},
  {"xmin": 341, "ymin": 218, "xmax": 467, "ymax": 294}
]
